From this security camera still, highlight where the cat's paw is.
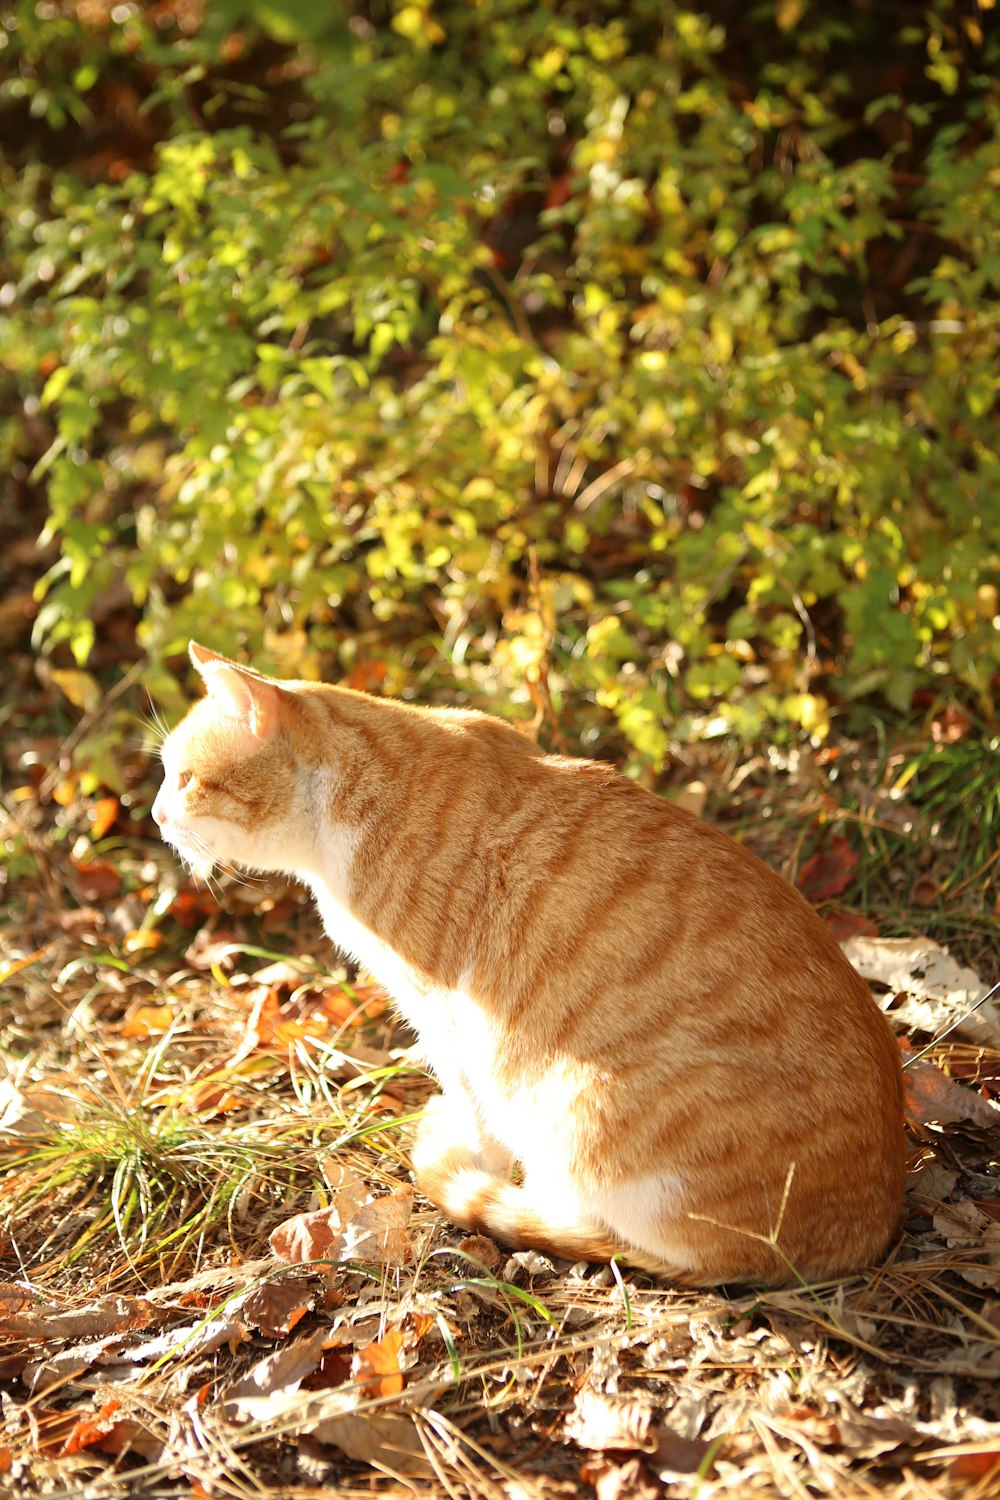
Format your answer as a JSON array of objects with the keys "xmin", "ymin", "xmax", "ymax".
[{"xmin": 412, "ymin": 1093, "xmax": 478, "ymax": 1178}]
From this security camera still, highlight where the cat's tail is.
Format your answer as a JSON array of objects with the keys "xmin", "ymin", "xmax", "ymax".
[{"xmin": 417, "ymin": 1158, "xmax": 687, "ymax": 1281}]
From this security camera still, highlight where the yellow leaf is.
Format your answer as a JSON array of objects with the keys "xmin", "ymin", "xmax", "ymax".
[
  {"xmin": 121, "ymin": 1002, "xmax": 175, "ymax": 1037},
  {"xmin": 50, "ymin": 669, "xmax": 101, "ymax": 714}
]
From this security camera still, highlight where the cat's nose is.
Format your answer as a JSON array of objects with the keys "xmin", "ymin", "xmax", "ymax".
[{"xmin": 152, "ymin": 796, "xmax": 167, "ymax": 826}]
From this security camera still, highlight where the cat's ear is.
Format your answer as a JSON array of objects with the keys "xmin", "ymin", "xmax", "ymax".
[{"xmin": 188, "ymin": 641, "xmax": 280, "ymax": 739}]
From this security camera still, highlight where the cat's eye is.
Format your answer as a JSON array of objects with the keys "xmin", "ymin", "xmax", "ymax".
[{"xmin": 178, "ymin": 770, "xmax": 193, "ymax": 790}]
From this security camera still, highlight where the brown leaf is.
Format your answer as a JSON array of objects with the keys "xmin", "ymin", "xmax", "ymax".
[
  {"xmin": 269, "ymin": 1206, "xmax": 346, "ymax": 1267},
  {"xmin": 900, "ymin": 1041, "xmax": 1000, "ymax": 1129},
  {"xmin": 168, "ymin": 889, "xmax": 219, "ymax": 928},
  {"xmin": 931, "ymin": 704, "xmax": 973, "ymax": 744},
  {"xmin": 822, "ymin": 909, "xmax": 880, "ymax": 943},
  {"xmin": 269, "ymin": 1173, "xmax": 371, "ymax": 1268},
  {"xmin": 311, "ymin": 1409, "xmax": 430, "ymax": 1478},
  {"xmin": 343, "ymin": 661, "xmax": 388, "ymax": 694},
  {"xmin": 227, "ymin": 1328, "xmax": 331, "ymax": 1400},
  {"xmin": 69, "ymin": 855, "xmax": 121, "ymax": 902},
  {"xmin": 229, "ymin": 1393, "xmax": 432, "ymax": 1478},
  {"xmin": 0, "ymin": 1292, "xmax": 154, "ymax": 1342},
  {"xmin": 336, "ymin": 1186, "xmax": 414, "ymax": 1269},
  {"xmin": 952, "ymin": 1451, "xmax": 1000, "ymax": 1482},
  {"xmin": 0, "ymin": 1283, "xmax": 33, "ymax": 1318},
  {"xmin": 239, "ymin": 1278, "xmax": 315, "ymax": 1338},
  {"xmin": 650, "ymin": 1426, "xmax": 717, "ymax": 1480},
  {"xmin": 795, "ymin": 836, "xmax": 859, "ymax": 903},
  {"xmin": 351, "ymin": 1330, "xmax": 404, "ymax": 1398},
  {"xmin": 0, "ymin": 1081, "xmax": 76, "ymax": 1137}
]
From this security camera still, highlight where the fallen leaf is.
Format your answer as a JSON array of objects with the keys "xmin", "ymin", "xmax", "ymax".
[
  {"xmin": 0, "ymin": 1283, "xmax": 33, "ymax": 1317},
  {"xmin": 343, "ymin": 661, "xmax": 388, "ymax": 694},
  {"xmin": 59, "ymin": 1399, "xmax": 123, "ymax": 1456},
  {"xmin": 230, "ymin": 1392, "xmax": 431, "ymax": 1478},
  {"xmin": 336, "ymin": 1186, "xmax": 414, "ymax": 1269},
  {"xmin": 311, "ymin": 1409, "xmax": 430, "ymax": 1477},
  {"xmin": 900, "ymin": 1040, "xmax": 1000, "ymax": 1129},
  {"xmin": 168, "ymin": 889, "xmax": 219, "ymax": 928},
  {"xmin": 650, "ymin": 1425, "xmax": 717, "ymax": 1480},
  {"xmin": 843, "ymin": 935, "xmax": 1000, "ymax": 1049},
  {"xmin": 226, "ymin": 1328, "xmax": 331, "ymax": 1400},
  {"xmin": 120, "ymin": 1004, "xmax": 176, "ymax": 1038},
  {"xmin": 952, "ymin": 1451, "xmax": 1000, "ymax": 1481},
  {"xmin": 89, "ymin": 796, "xmax": 120, "ymax": 839},
  {"xmin": 582, "ymin": 1457, "xmax": 661, "ymax": 1500},
  {"xmin": 0, "ymin": 1081, "xmax": 76, "ymax": 1136},
  {"xmin": 907, "ymin": 1156, "xmax": 960, "ymax": 1203},
  {"xmin": 351, "ymin": 1330, "xmax": 404, "ymax": 1398},
  {"xmin": 123, "ymin": 929, "xmax": 165, "ymax": 955},
  {"xmin": 1, "ymin": 1292, "xmax": 154, "ymax": 1342},
  {"xmin": 239, "ymin": 1277, "xmax": 316, "ymax": 1338},
  {"xmin": 69, "ymin": 855, "xmax": 121, "ymax": 902},
  {"xmin": 113, "ymin": 1314, "xmax": 249, "ymax": 1365},
  {"xmin": 51, "ymin": 774, "xmax": 79, "ymax": 806},
  {"xmin": 269, "ymin": 1173, "xmax": 371, "ymax": 1268},
  {"xmin": 933, "ymin": 1202, "xmax": 1000, "ymax": 1289},
  {"xmin": 565, "ymin": 1388, "xmax": 655, "ymax": 1453},
  {"xmin": 829, "ymin": 1401, "xmax": 924, "ymax": 1458},
  {"xmin": 822, "ymin": 909, "xmax": 880, "ymax": 943},
  {"xmin": 911, "ymin": 876, "xmax": 939, "ymax": 908},
  {"xmin": 796, "ymin": 836, "xmax": 859, "ymax": 903},
  {"xmin": 931, "ymin": 705, "xmax": 973, "ymax": 744},
  {"xmin": 320, "ymin": 988, "xmax": 368, "ymax": 1028}
]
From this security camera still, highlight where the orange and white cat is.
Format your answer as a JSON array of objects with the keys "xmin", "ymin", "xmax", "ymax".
[{"xmin": 153, "ymin": 642, "xmax": 905, "ymax": 1285}]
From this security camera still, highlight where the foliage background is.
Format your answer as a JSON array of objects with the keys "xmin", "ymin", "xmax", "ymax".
[
  {"xmin": 1, "ymin": 0, "xmax": 998, "ymax": 777},
  {"xmin": 2, "ymin": 9, "xmax": 1000, "ymax": 1493}
]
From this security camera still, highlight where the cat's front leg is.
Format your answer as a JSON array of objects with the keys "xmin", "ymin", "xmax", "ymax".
[{"xmin": 412, "ymin": 1090, "xmax": 513, "ymax": 1187}]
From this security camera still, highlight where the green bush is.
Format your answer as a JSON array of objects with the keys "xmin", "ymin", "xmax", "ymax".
[{"xmin": 3, "ymin": 0, "xmax": 998, "ymax": 766}]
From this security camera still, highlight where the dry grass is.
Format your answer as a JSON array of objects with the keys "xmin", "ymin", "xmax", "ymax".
[
  {"xmin": 2, "ymin": 645, "xmax": 999, "ymax": 1500},
  {"xmin": 2, "ymin": 812, "xmax": 1000, "ymax": 1500}
]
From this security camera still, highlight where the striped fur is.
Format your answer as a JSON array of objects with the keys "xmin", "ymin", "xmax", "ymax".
[{"xmin": 152, "ymin": 642, "xmax": 906, "ymax": 1286}]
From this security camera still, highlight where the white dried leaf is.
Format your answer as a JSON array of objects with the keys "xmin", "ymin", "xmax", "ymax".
[
  {"xmin": 843, "ymin": 936, "xmax": 999, "ymax": 1047},
  {"xmin": 933, "ymin": 1202, "xmax": 1000, "ymax": 1289},
  {"xmin": 564, "ymin": 1387, "xmax": 655, "ymax": 1453}
]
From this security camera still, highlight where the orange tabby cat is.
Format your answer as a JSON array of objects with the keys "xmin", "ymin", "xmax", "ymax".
[{"xmin": 153, "ymin": 642, "xmax": 905, "ymax": 1285}]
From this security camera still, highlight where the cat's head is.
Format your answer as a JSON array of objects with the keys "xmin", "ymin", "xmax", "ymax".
[{"xmin": 152, "ymin": 642, "xmax": 311, "ymax": 879}]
